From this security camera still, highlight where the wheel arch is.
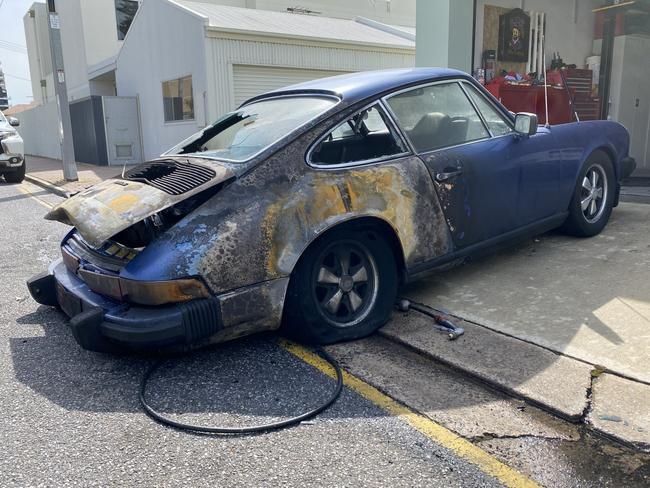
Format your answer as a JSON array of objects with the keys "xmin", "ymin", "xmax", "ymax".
[
  {"xmin": 587, "ymin": 146, "xmax": 617, "ymax": 179},
  {"xmin": 291, "ymin": 215, "xmax": 407, "ymax": 284}
]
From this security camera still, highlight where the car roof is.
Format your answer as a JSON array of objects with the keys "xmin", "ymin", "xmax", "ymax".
[{"xmin": 242, "ymin": 67, "xmax": 472, "ymax": 106}]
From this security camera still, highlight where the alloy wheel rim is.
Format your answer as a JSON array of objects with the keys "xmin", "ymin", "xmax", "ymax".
[
  {"xmin": 312, "ymin": 241, "xmax": 379, "ymax": 328},
  {"xmin": 581, "ymin": 164, "xmax": 608, "ymax": 224}
]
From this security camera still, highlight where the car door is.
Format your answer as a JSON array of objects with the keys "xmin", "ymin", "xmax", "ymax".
[
  {"xmin": 384, "ymin": 80, "xmax": 516, "ymax": 249},
  {"xmin": 461, "ymin": 82, "xmax": 562, "ymax": 227},
  {"xmin": 384, "ymin": 80, "xmax": 561, "ymax": 250}
]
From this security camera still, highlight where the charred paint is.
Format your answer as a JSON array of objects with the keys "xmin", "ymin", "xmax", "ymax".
[{"xmin": 45, "ymin": 159, "xmax": 235, "ymax": 248}]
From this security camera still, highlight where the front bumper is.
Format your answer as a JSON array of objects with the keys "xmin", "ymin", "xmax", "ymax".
[
  {"xmin": 0, "ymin": 134, "xmax": 25, "ymax": 169},
  {"xmin": 27, "ymin": 259, "xmax": 289, "ymax": 352}
]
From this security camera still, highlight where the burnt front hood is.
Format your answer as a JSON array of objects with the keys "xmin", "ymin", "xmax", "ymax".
[{"xmin": 45, "ymin": 158, "xmax": 236, "ymax": 248}]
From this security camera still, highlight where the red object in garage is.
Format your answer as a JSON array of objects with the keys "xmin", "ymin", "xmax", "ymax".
[
  {"xmin": 486, "ymin": 68, "xmax": 601, "ymax": 125},
  {"xmin": 486, "ymin": 83, "xmax": 574, "ymax": 125}
]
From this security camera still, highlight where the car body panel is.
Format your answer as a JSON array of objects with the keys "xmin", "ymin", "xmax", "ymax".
[
  {"xmin": 30, "ymin": 68, "xmax": 634, "ymax": 351},
  {"xmin": 420, "ymin": 127, "xmax": 563, "ymax": 248},
  {"xmin": 249, "ymin": 67, "xmax": 467, "ymax": 106},
  {"xmin": 120, "ymin": 120, "xmax": 452, "ymax": 294}
]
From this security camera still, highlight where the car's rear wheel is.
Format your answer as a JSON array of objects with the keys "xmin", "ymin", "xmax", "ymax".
[
  {"xmin": 282, "ymin": 228, "xmax": 398, "ymax": 344},
  {"xmin": 4, "ymin": 160, "xmax": 26, "ymax": 184},
  {"xmin": 561, "ymin": 151, "xmax": 615, "ymax": 237}
]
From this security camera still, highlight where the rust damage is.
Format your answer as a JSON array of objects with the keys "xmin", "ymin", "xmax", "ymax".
[
  {"xmin": 175, "ymin": 121, "xmax": 453, "ymax": 296},
  {"xmin": 261, "ymin": 160, "xmax": 451, "ymax": 278}
]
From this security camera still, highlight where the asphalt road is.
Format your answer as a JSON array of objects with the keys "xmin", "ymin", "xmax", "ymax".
[
  {"xmin": 2, "ymin": 179, "xmax": 649, "ymax": 488},
  {"xmin": 0, "ymin": 180, "xmax": 502, "ymax": 487}
]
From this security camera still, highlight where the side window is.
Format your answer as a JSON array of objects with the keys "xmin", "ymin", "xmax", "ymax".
[
  {"xmin": 463, "ymin": 83, "xmax": 513, "ymax": 136},
  {"xmin": 310, "ymin": 105, "xmax": 407, "ymax": 166},
  {"xmin": 386, "ymin": 82, "xmax": 489, "ymax": 153}
]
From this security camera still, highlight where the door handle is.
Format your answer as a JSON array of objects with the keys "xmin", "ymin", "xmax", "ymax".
[{"xmin": 435, "ymin": 168, "xmax": 463, "ymax": 182}]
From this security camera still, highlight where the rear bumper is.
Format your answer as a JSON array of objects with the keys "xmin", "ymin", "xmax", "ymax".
[
  {"xmin": 28, "ymin": 260, "xmax": 222, "ymax": 352},
  {"xmin": 27, "ymin": 259, "xmax": 288, "ymax": 352}
]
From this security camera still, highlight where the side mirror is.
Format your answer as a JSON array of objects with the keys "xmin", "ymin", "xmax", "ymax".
[
  {"xmin": 7, "ymin": 116, "xmax": 19, "ymax": 127},
  {"xmin": 514, "ymin": 112, "xmax": 538, "ymax": 136}
]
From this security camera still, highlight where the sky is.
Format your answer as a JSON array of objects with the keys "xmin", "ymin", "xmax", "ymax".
[{"xmin": 0, "ymin": 0, "xmax": 38, "ymax": 105}]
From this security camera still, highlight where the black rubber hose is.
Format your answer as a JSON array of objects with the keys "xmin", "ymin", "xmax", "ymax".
[{"xmin": 139, "ymin": 347, "xmax": 344, "ymax": 435}]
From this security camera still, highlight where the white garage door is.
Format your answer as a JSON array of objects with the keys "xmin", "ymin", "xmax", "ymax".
[{"xmin": 232, "ymin": 65, "xmax": 349, "ymax": 107}]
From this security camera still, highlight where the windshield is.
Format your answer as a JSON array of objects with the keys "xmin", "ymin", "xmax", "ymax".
[
  {"xmin": 167, "ymin": 96, "xmax": 337, "ymax": 162},
  {"xmin": 0, "ymin": 111, "xmax": 6, "ymax": 124}
]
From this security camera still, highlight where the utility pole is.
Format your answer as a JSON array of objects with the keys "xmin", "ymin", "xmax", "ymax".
[{"xmin": 46, "ymin": 0, "xmax": 77, "ymax": 181}]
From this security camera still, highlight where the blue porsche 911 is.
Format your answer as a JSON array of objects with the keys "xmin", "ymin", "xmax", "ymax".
[{"xmin": 28, "ymin": 68, "xmax": 636, "ymax": 351}]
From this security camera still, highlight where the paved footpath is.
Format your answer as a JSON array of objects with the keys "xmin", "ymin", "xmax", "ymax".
[{"xmin": 401, "ymin": 202, "xmax": 650, "ymax": 451}]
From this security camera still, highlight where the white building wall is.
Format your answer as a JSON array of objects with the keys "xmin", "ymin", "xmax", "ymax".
[
  {"xmin": 16, "ymin": 99, "xmax": 62, "ymax": 160},
  {"xmin": 58, "ymin": 0, "xmax": 91, "ymax": 101},
  {"xmin": 474, "ymin": 0, "xmax": 595, "ymax": 71},
  {"xmin": 56, "ymin": 0, "xmax": 126, "ymax": 101},
  {"xmin": 116, "ymin": 0, "xmax": 208, "ymax": 160},
  {"xmin": 23, "ymin": 3, "xmax": 54, "ymax": 104},
  {"xmin": 79, "ymin": 0, "xmax": 124, "ymax": 67}
]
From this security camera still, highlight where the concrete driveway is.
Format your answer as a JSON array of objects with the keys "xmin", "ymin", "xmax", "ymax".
[
  {"xmin": 403, "ymin": 202, "xmax": 650, "ymax": 384},
  {"xmin": 396, "ymin": 202, "xmax": 650, "ymax": 450}
]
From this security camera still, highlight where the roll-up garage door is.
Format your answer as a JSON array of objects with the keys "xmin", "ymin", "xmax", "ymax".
[{"xmin": 232, "ymin": 65, "xmax": 349, "ymax": 107}]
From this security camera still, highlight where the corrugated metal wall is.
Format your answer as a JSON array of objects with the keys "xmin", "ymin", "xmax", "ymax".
[
  {"xmin": 232, "ymin": 65, "xmax": 348, "ymax": 107},
  {"xmin": 205, "ymin": 35, "xmax": 415, "ymax": 122}
]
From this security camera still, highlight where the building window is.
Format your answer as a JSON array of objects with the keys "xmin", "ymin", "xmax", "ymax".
[
  {"xmin": 115, "ymin": 0, "xmax": 138, "ymax": 40},
  {"xmin": 162, "ymin": 76, "xmax": 194, "ymax": 122}
]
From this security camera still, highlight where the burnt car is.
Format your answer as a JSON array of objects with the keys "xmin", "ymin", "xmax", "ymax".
[{"xmin": 28, "ymin": 68, "xmax": 636, "ymax": 351}]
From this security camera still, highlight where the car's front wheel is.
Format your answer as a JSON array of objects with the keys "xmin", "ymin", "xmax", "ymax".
[
  {"xmin": 3, "ymin": 160, "xmax": 26, "ymax": 184},
  {"xmin": 282, "ymin": 228, "xmax": 398, "ymax": 344},
  {"xmin": 561, "ymin": 151, "xmax": 615, "ymax": 237}
]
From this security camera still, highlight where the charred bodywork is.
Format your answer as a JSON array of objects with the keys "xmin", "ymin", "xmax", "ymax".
[{"xmin": 28, "ymin": 68, "xmax": 636, "ymax": 351}]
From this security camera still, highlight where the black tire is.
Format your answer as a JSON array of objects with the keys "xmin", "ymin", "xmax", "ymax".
[
  {"xmin": 561, "ymin": 151, "xmax": 615, "ymax": 237},
  {"xmin": 282, "ymin": 227, "xmax": 398, "ymax": 344},
  {"xmin": 4, "ymin": 160, "xmax": 26, "ymax": 184}
]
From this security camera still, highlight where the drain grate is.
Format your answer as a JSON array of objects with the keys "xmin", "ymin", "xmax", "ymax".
[{"xmin": 123, "ymin": 160, "xmax": 216, "ymax": 195}]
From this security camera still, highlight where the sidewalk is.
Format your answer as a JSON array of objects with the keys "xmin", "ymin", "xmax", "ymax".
[
  {"xmin": 399, "ymin": 202, "xmax": 650, "ymax": 451},
  {"xmin": 25, "ymin": 155, "xmax": 118, "ymax": 197}
]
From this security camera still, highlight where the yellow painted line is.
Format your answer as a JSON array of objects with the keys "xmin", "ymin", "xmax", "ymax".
[
  {"xmin": 280, "ymin": 339, "xmax": 540, "ymax": 488},
  {"xmin": 18, "ymin": 183, "xmax": 54, "ymax": 209}
]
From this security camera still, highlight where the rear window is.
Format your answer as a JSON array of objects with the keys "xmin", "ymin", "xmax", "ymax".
[{"xmin": 167, "ymin": 96, "xmax": 337, "ymax": 162}]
